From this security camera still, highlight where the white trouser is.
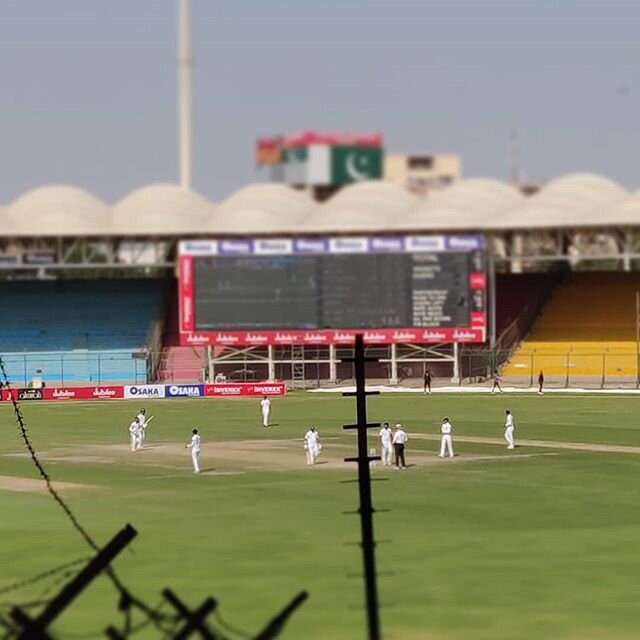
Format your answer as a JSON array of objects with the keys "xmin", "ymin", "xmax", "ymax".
[
  {"xmin": 381, "ymin": 443, "xmax": 393, "ymax": 465},
  {"xmin": 130, "ymin": 433, "xmax": 139, "ymax": 452},
  {"xmin": 439, "ymin": 434, "xmax": 453, "ymax": 458},
  {"xmin": 262, "ymin": 409, "xmax": 270, "ymax": 427},
  {"xmin": 191, "ymin": 448, "xmax": 200, "ymax": 473},
  {"xmin": 505, "ymin": 426, "xmax": 515, "ymax": 449},
  {"xmin": 306, "ymin": 445, "xmax": 318, "ymax": 465},
  {"xmin": 139, "ymin": 426, "xmax": 146, "ymax": 443}
]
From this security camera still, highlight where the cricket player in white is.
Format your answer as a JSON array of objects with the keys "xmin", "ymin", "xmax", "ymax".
[
  {"xmin": 136, "ymin": 409, "xmax": 147, "ymax": 446},
  {"xmin": 504, "ymin": 410, "xmax": 515, "ymax": 449},
  {"xmin": 304, "ymin": 426, "xmax": 320, "ymax": 465},
  {"xmin": 439, "ymin": 417, "xmax": 454, "ymax": 458},
  {"xmin": 260, "ymin": 396, "xmax": 271, "ymax": 428},
  {"xmin": 379, "ymin": 422, "xmax": 393, "ymax": 466},
  {"xmin": 186, "ymin": 428, "xmax": 201, "ymax": 473},
  {"xmin": 392, "ymin": 424, "xmax": 408, "ymax": 468},
  {"xmin": 129, "ymin": 418, "xmax": 141, "ymax": 452}
]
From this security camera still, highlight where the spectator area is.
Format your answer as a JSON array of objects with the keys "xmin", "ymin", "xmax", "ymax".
[
  {"xmin": 0, "ymin": 279, "xmax": 165, "ymax": 384},
  {"xmin": 503, "ymin": 272, "xmax": 640, "ymax": 380}
]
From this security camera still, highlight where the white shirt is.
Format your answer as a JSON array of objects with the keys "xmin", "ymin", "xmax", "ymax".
[
  {"xmin": 441, "ymin": 421, "xmax": 452, "ymax": 435},
  {"xmin": 129, "ymin": 421, "xmax": 140, "ymax": 435},
  {"xmin": 260, "ymin": 399, "xmax": 271, "ymax": 412},
  {"xmin": 505, "ymin": 414, "xmax": 514, "ymax": 428},
  {"xmin": 392, "ymin": 429, "xmax": 408, "ymax": 444},
  {"xmin": 304, "ymin": 430, "xmax": 319, "ymax": 447},
  {"xmin": 188, "ymin": 434, "xmax": 201, "ymax": 452},
  {"xmin": 379, "ymin": 427, "xmax": 392, "ymax": 446},
  {"xmin": 137, "ymin": 413, "xmax": 147, "ymax": 428}
]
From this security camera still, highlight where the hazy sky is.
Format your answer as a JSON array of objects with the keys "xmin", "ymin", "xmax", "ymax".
[{"xmin": 1, "ymin": 0, "xmax": 639, "ymax": 202}]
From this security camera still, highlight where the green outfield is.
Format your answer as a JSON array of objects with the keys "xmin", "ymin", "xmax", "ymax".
[{"xmin": 2, "ymin": 393, "xmax": 640, "ymax": 639}]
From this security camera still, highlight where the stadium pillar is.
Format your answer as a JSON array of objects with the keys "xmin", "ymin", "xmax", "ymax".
[
  {"xmin": 329, "ymin": 345, "xmax": 337, "ymax": 384},
  {"xmin": 623, "ymin": 230, "xmax": 632, "ymax": 271},
  {"xmin": 489, "ymin": 250, "xmax": 497, "ymax": 350},
  {"xmin": 206, "ymin": 346, "xmax": 213, "ymax": 383},
  {"xmin": 511, "ymin": 232, "xmax": 523, "ymax": 273},
  {"xmin": 268, "ymin": 345, "xmax": 276, "ymax": 382},
  {"xmin": 451, "ymin": 343, "xmax": 460, "ymax": 383},
  {"xmin": 389, "ymin": 344, "xmax": 398, "ymax": 385}
]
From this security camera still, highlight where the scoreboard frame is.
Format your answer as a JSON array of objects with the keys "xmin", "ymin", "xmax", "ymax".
[{"xmin": 178, "ymin": 235, "xmax": 487, "ymax": 347}]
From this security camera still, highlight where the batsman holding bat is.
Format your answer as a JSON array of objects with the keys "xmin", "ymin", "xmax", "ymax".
[{"xmin": 135, "ymin": 408, "xmax": 154, "ymax": 449}]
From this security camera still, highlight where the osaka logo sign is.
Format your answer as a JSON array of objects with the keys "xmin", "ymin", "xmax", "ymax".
[{"xmin": 168, "ymin": 385, "xmax": 203, "ymax": 397}]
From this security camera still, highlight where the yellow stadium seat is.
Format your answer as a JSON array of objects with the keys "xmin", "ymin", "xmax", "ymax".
[{"xmin": 504, "ymin": 273, "xmax": 640, "ymax": 380}]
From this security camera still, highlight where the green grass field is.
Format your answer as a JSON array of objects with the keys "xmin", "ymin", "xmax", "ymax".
[{"xmin": 2, "ymin": 392, "xmax": 640, "ymax": 639}]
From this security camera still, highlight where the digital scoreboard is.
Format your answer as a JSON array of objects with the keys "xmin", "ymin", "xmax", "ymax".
[{"xmin": 178, "ymin": 236, "xmax": 486, "ymax": 346}]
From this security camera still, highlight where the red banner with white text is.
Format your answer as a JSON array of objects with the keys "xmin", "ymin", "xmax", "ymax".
[
  {"xmin": 204, "ymin": 383, "xmax": 287, "ymax": 397},
  {"xmin": 43, "ymin": 386, "xmax": 125, "ymax": 401},
  {"xmin": 181, "ymin": 327, "xmax": 485, "ymax": 347}
]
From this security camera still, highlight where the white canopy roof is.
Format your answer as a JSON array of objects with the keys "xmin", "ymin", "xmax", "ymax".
[{"xmin": 1, "ymin": 174, "xmax": 639, "ymax": 237}]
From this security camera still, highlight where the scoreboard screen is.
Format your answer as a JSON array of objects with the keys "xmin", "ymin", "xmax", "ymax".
[{"xmin": 178, "ymin": 236, "xmax": 486, "ymax": 346}]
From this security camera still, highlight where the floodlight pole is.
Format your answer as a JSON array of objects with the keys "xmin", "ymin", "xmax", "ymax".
[{"xmin": 178, "ymin": 0, "xmax": 192, "ymax": 189}]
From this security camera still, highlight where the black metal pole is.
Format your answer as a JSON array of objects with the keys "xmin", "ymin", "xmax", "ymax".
[
  {"xmin": 342, "ymin": 335, "xmax": 381, "ymax": 640},
  {"xmin": 253, "ymin": 590, "xmax": 308, "ymax": 640},
  {"xmin": 11, "ymin": 524, "xmax": 137, "ymax": 639},
  {"xmin": 162, "ymin": 588, "xmax": 218, "ymax": 640}
]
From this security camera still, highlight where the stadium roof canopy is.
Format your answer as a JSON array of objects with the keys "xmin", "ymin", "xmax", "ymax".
[{"xmin": 2, "ymin": 173, "xmax": 640, "ymax": 238}]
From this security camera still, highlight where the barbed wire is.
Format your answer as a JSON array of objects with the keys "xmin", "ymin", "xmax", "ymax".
[
  {"xmin": 0, "ymin": 358, "xmax": 182, "ymax": 639},
  {"xmin": 0, "ymin": 357, "xmax": 305, "ymax": 640},
  {"xmin": 213, "ymin": 609, "xmax": 252, "ymax": 639},
  {"xmin": 0, "ymin": 557, "xmax": 90, "ymax": 599}
]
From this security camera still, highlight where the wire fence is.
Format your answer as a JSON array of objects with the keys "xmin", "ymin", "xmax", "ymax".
[
  {"xmin": 5, "ymin": 347, "xmax": 640, "ymax": 390},
  {"xmin": 462, "ymin": 348, "xmax": 640, "ymax": 389}
]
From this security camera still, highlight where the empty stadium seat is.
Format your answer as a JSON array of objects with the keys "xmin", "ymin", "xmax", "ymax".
[
  {"xmin": 0, "ymin": 279, "xmax": 165, "ymax": 384},
  {"xmin": 504, "ymin": 272, "xmax": 640, "ymax": 381}
]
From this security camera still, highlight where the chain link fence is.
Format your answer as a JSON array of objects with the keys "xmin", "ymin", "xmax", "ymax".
[{"xmin": 462, "ymin": 348, "xmax": 640, "ymax": 389}]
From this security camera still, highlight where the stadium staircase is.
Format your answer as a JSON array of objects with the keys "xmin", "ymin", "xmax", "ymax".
[
  {"xmin": 503, "ymin": 272, "xmax": 640, "ymax": 382},
  {"xmin": 462, "ymin": 273, "xmax": 560, "ymax": 380},
  {"xmin": 0, "ymin": 278, "xmax": 165, "ymax": 384},
  {"xmin": 155, "ymin": 284, "xmax": 205, "ymax": 383}
]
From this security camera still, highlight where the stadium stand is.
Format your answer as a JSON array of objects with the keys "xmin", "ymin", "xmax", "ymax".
[
  {"xmin": 0, "ymin": 279, "xmax": 166, "ymax": 384},
  {"xmin": 504, "ymin": 272, "xmax": 640, "ymax": 381}
]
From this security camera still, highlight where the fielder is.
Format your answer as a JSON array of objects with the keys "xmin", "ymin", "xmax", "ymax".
[
  {"xmin": 129, "ymin": 417, "xmax": 141, "ymax": 452},
  {"xmin": 186, "ymin": 428, "xmax": 201, "ymax": 473},
  {"xmin": 438, "ymin": 417, "xmax": 454, "ymax": 458},
  {"xmin": 260, "ymin": 395, "xmax": 271, "ymax": 428},
  {"xmin": 379, "ymin": 422, "xmax": 393, "ymax": 466},
  {"xmin": 304, "ymin": 426, "xmax": 321, "ymax": 465},
  {"xmin": 504, "ymin": 410, "xmax": 515, "ymax": 449}
]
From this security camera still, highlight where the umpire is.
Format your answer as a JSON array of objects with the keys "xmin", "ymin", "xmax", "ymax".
[{"xmin": 392, "ymin": 423, "xmax": 409, "ymax": 469}]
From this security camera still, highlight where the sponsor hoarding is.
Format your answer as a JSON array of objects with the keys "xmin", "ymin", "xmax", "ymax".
[
  {"xmin": 1, "ymin": 388, "xmax": 44, "ymax": 401},
  {"xmin": 124, "ymin": 385, "xmax": 166, "ymax": 399},
  {"xmin": 165, "ymin": 384, "xmax": 205, "ymax": 398},
  {"xmin": 1, "ymin": 384, "xmax": 284, "ymax": 402},
  {"xmin": 181, "ymin": 328, "xmax": 485, "ymax": 347},
  {"xmin": 43, "ymin": 387, "xmax": 124, "ymax": 401},
  {"xmin": 17, "ymin": 388, "xmax": 43, "ymax": 401},
  {"xmin": 204, "ymin": 383, "xmax": 287, "ymax": 397}
]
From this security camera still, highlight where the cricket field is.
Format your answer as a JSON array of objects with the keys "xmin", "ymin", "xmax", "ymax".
[{"xmin": 1, "ymin": 392, "xmax": 640, "ymax": 639}]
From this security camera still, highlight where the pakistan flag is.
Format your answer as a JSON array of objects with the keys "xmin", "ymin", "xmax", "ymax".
[
  {"xmin": 331, "ymin": 146, "xmax": 383, "ymax": 184},
  {"xmin": 283, "ymin": 147, "xmax": 308, "ymax": 164}
]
